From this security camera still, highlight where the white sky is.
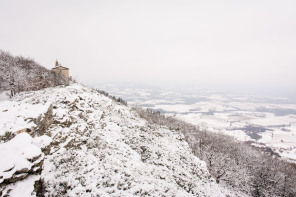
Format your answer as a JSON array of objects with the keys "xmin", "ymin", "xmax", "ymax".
[{"xmin": 1, "ymin": 0, "xmax": 296, "ymax": 95}]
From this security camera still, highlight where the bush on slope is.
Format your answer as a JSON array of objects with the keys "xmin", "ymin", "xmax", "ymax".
[
  {"xmin": 134, "ymin": 108, "xmax": 296, "ymax": 197},
  {"xmin": 0, "ymin": 50, "xmax": 67, "ymax": 93}
]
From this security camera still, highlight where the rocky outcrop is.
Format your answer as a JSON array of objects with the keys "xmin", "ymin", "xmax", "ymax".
[
  {"xmin": 33, "ymin": 104, "xmax": 53, "ymax": 137},
  {"xmin": 0, "ymin": 103, "xmax": 54, "ymax": 196},
  {"xmin": 0, "ymin": 134, "xmax": 44, "ymax": 196}
]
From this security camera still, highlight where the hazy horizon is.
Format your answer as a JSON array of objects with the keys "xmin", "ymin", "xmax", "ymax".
[{"xmin": 1, "ymin": 0, "xmax": 296, "ymax": 98}]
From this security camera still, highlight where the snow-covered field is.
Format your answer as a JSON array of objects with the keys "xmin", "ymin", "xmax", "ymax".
[
  {"xmin": 0, "ymin": 84, "xmax": 240, "ymax": 196},
  {"xmin": 97, "ymin": 84, "xmax": 296, "ymax": 162}
]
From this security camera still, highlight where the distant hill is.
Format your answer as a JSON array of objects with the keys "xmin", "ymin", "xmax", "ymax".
[{"xmin": 0, "ymin": 50, "xmax": 67, "ymax": 93}]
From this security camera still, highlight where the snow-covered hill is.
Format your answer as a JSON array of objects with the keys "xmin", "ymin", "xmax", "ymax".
[{"xmin": 0, "ymin": 84, "xmax": 239, "ymax": 196}]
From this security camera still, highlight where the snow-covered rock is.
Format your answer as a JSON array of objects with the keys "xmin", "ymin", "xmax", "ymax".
[
  {"xmin": 0, "ymin": 84, "xmax": 239, "ymax": 196},
  {"xmin": 0, "ymin": 132, "xmax": 43, "ymax": 193},
  {"xmin": 0, "ymin": 132, "xmax": 41, "ymax": 177}
]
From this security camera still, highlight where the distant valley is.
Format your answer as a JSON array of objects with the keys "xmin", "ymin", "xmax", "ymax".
[{"xmin": 97, "ymin": 83, "xmax": 296, "ymax": 162}]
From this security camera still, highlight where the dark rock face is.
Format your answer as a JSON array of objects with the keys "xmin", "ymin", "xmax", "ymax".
[
  {"xmin": 34, "ymin": 178, "xmax": 46, "ymax": 197},
  {"xmin": 34, "ymin": 105, "xmax": 53, "ymax": 136},
  {"xmin": 7, "ymin": 173, "xmax": 29, "ymax": 183}
]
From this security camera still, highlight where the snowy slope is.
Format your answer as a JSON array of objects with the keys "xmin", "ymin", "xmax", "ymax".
[{"xmin": 0, "ymin": 84, "xmax": 239, "ymax": 196}]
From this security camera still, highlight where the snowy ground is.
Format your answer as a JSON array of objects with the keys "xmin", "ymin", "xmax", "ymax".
[
  {"xmin": 0, "ymin": 84, "xmax": 240, "ymax": 196},
  {"xmin": 97, "ymin": 84, "xmax": 296, "ymax": 163}
]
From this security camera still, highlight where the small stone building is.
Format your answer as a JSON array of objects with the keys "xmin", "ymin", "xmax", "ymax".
[{"xmin": 51, "ymin": 60, "xmax": 69, "ymax": 81}]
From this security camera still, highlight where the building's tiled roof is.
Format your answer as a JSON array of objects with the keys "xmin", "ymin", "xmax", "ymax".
[{"xmin": 52, "ymin": 66, "xmax": 69, "ymax": 70}]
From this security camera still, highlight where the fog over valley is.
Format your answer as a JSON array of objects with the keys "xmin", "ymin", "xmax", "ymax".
[{"xmin": 1, "ymin": 0, "xmax": 296, "ymax": 98}]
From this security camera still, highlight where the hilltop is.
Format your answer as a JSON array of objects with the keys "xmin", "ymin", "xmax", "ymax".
[{"xmin": 0, "ymin": 83, "xmax": 237, "ymax": 196}]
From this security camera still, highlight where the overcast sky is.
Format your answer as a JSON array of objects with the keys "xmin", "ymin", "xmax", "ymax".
[{"xmin": 1, "ymin": 0, "xmax": 296, "ymax": 96}]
